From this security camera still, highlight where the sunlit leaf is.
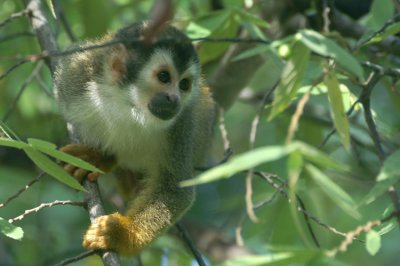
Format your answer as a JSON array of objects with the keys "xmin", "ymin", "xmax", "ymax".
[
  {"xmin": 306, "ymin": 164, "xmax": 361, "ymax": 219},
  {"xmin": 366, "ymin": 230, "xmax": 381, "ymax": 256},
  {"xmin": 269, "ymin": 41, "xmax": 310, "ymax": 120},
  {"xmin": 186, "ymin": 22, "xmax": 212, "ymax": 38},
  {"xmin": 24, "ymin": 147, "xmax": 85, "ymax": 191},
  {"xmin": 324, "ymin": 70, "xmax": 351, "ymax": 150},
  {"xmin": 0, "ymin": 137, "xmax": 29, "ymax": 149},
  {"xmin": 180, "ymin": 145, "xmax": 296, "ymax": 187},
  {"xmin": 0, "ymin": 217, "xmax": 23, "ymax": 240},
  {"xmin": 28, "ymin": 138, "xmax": 102, "ymax": 173},
  {"xmin": 297, "ymin": 30, "xmax": 364, "ymax": 79}
]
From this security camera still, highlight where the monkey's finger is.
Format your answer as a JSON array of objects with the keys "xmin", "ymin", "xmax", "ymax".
[
  {"xmin": 87, "ymin": 172, "xmax": 101, "ymax": 182},
  {"xmin": 74, "ymin": 168, "xmax": 89, "ymax": 182},
  {"xmin": 64, "ymin": 164, "xmax": 77, "ymax": 175}
]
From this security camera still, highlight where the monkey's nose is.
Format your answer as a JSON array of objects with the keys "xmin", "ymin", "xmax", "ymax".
[{"xmin": 148, "ymin": 92, "xmax": 180, "ymax": 120}]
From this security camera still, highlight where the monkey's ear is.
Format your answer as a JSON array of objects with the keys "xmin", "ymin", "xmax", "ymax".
[{"xmin": 107, "ymin": 44, "xmax": 128, "ymax": 84}]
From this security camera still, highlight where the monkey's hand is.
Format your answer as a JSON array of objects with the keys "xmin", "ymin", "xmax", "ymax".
[
  {"xmin": 83, "ymin": 212, "xmax": 143, "ymax": 255},
  {"xmin": 60, "ymin": 144, "xmax": 116, "ymax": 182}
]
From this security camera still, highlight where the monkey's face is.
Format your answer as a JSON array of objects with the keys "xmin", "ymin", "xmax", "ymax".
[
  {"xmin": 102, "ymin": 24, "xmax": 201, "ymax": 128},
  {"xmin": 135, "ymin": 49, "xmax": 199, "ymax": 122}
]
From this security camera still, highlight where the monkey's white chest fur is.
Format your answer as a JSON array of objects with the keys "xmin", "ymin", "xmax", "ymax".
[{"xmin": 63, "ymin": 81, "xmax": 168, "ymax": 172}]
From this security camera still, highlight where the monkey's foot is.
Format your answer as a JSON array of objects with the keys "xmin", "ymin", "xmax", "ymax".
[
  {"xmin": 60, "ymin": 143, "xmax": 115, "ymax": 182},
  {"xmin": 83, "ymin": 213, "xmax": 143, "ymax": 255}
]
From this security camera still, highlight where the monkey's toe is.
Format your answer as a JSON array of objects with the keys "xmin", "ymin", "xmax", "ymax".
[
  {"xmin": 83, "ymin": 215, "xmax": 113, "ymax": 250},
  {"xmin": 82, "ymin": 213, "xmax": 140, "ymax": 255}
]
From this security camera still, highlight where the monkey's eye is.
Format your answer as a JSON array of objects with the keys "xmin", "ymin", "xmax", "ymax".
[
  {"xmin": 179, "ymin": 78, "xmax": 191, "ymax": 92},
  {"xmin": 157, "ymin": 71, "xmax": 171, "ymax": 84}
]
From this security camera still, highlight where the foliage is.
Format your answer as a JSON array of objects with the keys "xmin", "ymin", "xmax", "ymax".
[{"xmin": 1, "ymin": 0, "xmax": 400, "ymax": 265}]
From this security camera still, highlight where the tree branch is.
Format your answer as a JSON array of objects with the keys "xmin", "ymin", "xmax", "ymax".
[{"xmin": 24, "ymin": 0, "xmax": 122, "ymax": 264}]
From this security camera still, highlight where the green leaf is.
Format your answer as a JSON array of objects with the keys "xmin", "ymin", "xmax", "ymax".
[
  {"xmin": 370, "ymin": 0, "xmax": 394, "ymax": 27},
  {"xmin": 180, "ymin": 145, "xmax": 296, "ymax": 187},
  {"xmin": 28, "ymin": 138, "xmax": 102, "ymax": 173},
  {"xmin": 324, "ymin": 70, "xmax": 351, "ymax": 150},
  {"xmin": 269, "ymin": 41, "xmax": 310, "ymax": 120},
  {"xmin": 24, "ymin": 147, "xmax": 85, "ymax": 191},
  {"xmin": 0, "ymin": 137, "xmax": 29, "ymax": 149},
  {"xmin": 363, "ymin": 150, "xmax": 400, "ymax": 204},
  {"xmin": 297, "ymin": 30, "xmax": 364, "ymax": 80},
  {"xmin": 0, "ymin": 217, "xmax": 24, "ymax": 240},
  {"xmin": 46, "ymin": 0, "xmax": 57, "ymax": 18},
  {"xmin": 233, "ymin": 46, "xmax": 270, "ymax": 62},
  {"xmin": 186, "ymin": 22, "xmax": 212, "ymax": 39},
  {"xmin": 197, "ymin": 12, "xmax": 240, "ymax": 63},
  {"xmin": 293, "ymin": 141, "xmax": 349, "ymax": 171},
  {"xmin": 305, "ymin": 164, "xmax": 361, "ymax": 219},
  {"xmin": 235, "ymin": 9, "xmax": 269, "ymax": 28},
  {"xmin": 366, "ymin": 230, "xmax": 381, "ymax": 256},
  {"xmin": 216, "ymin": 249, "xmax": 320, "ymax": 266}
]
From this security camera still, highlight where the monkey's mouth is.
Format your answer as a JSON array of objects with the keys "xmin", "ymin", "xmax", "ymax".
[
  {"xmin": 147, "ymin": 92, "xmax": 180, "ymax": 120},
  {"xmin": 148, "ymin": 106, "xmax": 179, "ymax": 120}
]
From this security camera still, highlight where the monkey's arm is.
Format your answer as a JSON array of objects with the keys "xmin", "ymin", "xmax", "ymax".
[{"xmin": 82, "ymin": 172, "xmax": 194, "ymax": 255}]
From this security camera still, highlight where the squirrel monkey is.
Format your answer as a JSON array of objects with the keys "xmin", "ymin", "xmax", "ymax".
[{"xmin": 54, "ymin": 22, "xmax": 215, "ymax": 255}]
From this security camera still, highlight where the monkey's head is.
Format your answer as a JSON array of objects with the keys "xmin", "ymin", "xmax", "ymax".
[{"xmin": 101, "ymin": 22, "xmax": 200, "ymax": 128}]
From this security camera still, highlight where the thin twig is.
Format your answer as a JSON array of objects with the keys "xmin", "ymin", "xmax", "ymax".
[
  {"xmin": 254, "ymin": 171, "xmax": 363, "ymax": 241},
  {"xmin": 0, "ymin": 31, "xmax": 35, "ymax": 43},
  {"xmin": 326, "ymin": 219, "xmax": 381, "ymax": 257},
  {"xmin": 3, "ymin": 61, "xmax": 44, "ymax": 122},
  {"xmin": 9, "ymin": 200, "xmax": 85, "ymax": 223},
  {"xmin": 319, "ymin": 99, "xmax": 360, "ymax": 148},
  {"xmin": 52, "ymin": 0, "xmax": 78, "ymax": 42},
  {"xmin": 322, "ymin": 0, "xmax": 331, "ymax": 33},
  {"xmin": 360, "ymin": 72, "xmax": 386, "ymax": 161},
  {"xmin": 54, "ymin": 250, "xmax": 97, "ymax": 266},
  {"xmin": 297, "ymin": 196, "xmax": 320, "ymax": 248},
  {"xmin": 0, "ymin": 172, "xmax": 43, "ymax": 208},
  {"xmin": 176, "ymin": 223, "xmax": 206, "ymax": 266},
  {"xmin": 357, "ymin": 13, "xmax": 400, "ymax": 48},
  {"xmin": 235, "ymin": 189, "xmax": 280, "ymax": 246},
  {"xmin": 285, "ymin": 91, "xmax": 310, "ymax": 144},
  {"xmin": 0, "ymin": 9, "xmax": 29, "ymax": 28},
  {"xmin": 192, "ymin": 37, "xmax": 270, "ymax": 44},
  {"xmin": 362, "ymin": 61, "xmax": 400, "ymax": 79},
  {"xmin": 0, "ymin": 59, "xmax": 30, "ymax": 81},
  {"xmin": 245, "ymin": 85, "xmax": 278, "ymax": 223}
]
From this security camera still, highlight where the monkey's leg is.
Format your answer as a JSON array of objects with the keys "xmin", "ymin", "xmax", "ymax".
[
  {"xmin": 60, "ymin": 144, "xmax": 116, "ymax": 181},
  {"xmin": 82, "ymin": 176, "xmax": 195, "ymax": 255}
]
